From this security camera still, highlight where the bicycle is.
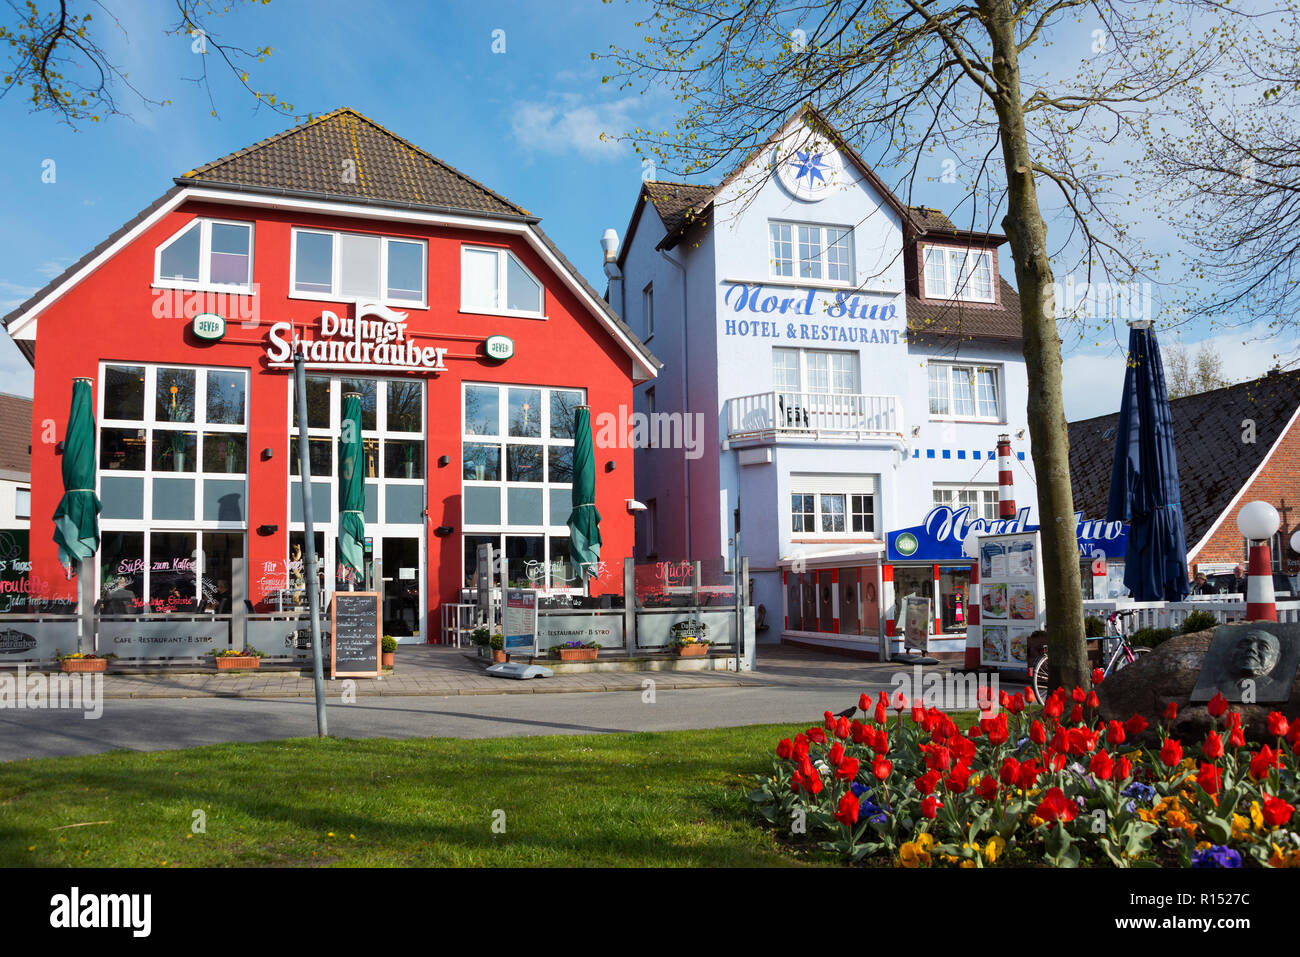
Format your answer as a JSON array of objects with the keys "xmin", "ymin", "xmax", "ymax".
[{"xmin": 1029, "ymin": 609, "xmax": 1150, "ymax": 702}]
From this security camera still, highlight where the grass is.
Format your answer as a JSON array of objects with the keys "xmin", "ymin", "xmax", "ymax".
[{"xmin": 0, "ymin": 723, "xmax": 836, "ymax": 868}]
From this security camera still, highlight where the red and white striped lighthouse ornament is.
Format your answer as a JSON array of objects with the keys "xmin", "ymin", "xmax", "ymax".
[
  {"xmin": 1238, "ymin": 501, "xmax": 1280, "ymax": 622},
  {"xmin": 996, "ymin": 434, "xmax": 1017, "ymax": 519}
]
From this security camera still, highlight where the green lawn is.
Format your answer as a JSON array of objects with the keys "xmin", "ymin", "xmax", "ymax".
[{"xmin": 0, "ymin": 724, "xmax": 833, "ymax": 867}]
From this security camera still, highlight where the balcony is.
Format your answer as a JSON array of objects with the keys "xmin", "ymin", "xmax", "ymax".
[{"xmin": 726, "ymin": 391, "xmax": 903, "ymax": 442}]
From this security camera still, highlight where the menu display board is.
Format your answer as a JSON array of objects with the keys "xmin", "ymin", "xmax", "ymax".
[
  {"xmin": 976, "ymin": 531, "xmax": 1045, "ymax": 668},
  {"xmin": 504, "ymin": 589, "xmax": 538, "ymax": 656},
  {"xmin": 329, "ymin": 592, "xmax": 381, "ymax": 677},
  {"xmin": 903, "ymin": 595, "xmax": 931, "ymax": 653}
]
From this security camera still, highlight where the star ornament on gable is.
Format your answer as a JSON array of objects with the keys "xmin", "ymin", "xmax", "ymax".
[{"xmin": 790, "ymin": 150, "xmax": 828, "ymax": 186}]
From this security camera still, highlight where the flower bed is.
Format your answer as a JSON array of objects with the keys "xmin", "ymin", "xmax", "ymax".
[{"xmin": 748, "ymin": 674, "xmax": 1300, "ymax": 867}]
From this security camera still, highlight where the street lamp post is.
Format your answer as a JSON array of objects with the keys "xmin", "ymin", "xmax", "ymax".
[{"xmin": 1237, "ymin": 501, "xmax": 1280, "ymax": 623}]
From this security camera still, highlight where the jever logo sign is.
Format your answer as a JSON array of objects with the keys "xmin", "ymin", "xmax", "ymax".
[{"xmin": 266, "ymin": 302, "xmax": 448, "ymax": 372}]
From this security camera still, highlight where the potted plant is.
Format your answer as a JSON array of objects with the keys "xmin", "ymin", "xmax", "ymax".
[
  {"xmin": 471, "ymin": 626, "xmax": 491, "ymax": 658},
  {"xmin": 490, "ymin": 633, "xmax": 506, "ymax": 663},
  {"xmin": 669, "ymin": 619, "xmax": 711, "ymax": 656},
  {"xmin": 382, "ymin": 635, "xmax": 397, "ymax": 668},
  {"xmin": 553, "ymin": 639, "xmax": 599, "ymax": 662},
  {"xmin": 57, "ymin": 650, "xmax": 113, "ymax": 673},
  {"xmin": 211, "ymin": 646, "xmax": 265, "ymax": 670}
]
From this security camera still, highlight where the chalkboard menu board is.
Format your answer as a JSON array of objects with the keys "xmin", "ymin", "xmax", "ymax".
[{"xmin": 329, "ymin": 592, "xmax": 381, "ymax": 677}]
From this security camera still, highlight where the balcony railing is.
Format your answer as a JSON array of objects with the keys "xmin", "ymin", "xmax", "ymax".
[{"xmin": 727, "ymin": 390, "xmax": 902, "ymax": 441}]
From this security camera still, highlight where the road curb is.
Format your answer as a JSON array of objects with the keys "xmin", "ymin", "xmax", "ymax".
[{"xmin": 103, "ymin": 678, "xmax": 765, "ymax": 700}]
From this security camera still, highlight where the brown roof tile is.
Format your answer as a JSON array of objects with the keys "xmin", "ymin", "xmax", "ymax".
[
  {"xmin": 906, "ymin": 278, "xmax": 1023, "ymax": 343},
  {"xmin": 642, "ymin": 181, "xmax": 714, "ymax": 238},
  {"xmin": 0, "ymin": 393, "xmax": 32, "ymax": 475},
  {"xmin": 180, "ymin": 107, "xmax": 528, "ymax": 218}
]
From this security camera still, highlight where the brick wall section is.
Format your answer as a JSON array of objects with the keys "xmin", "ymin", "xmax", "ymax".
[{"xmin": 1191, "ymin": 408, "xmax": 1300, "ymax": 575}]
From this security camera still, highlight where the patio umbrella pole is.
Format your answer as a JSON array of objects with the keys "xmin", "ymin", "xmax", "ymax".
[{"xmin": 294, "ymin": 351, "xmax": 328, "ymax": 738}]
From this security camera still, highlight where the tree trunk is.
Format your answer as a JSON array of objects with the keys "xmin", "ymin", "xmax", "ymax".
[{"xmin": 981, "ymin": 0, "xmax": 1089, "ymax": 690}]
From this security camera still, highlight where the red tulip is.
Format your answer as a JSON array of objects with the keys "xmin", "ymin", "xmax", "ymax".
[
  {"xmin": 1067, "ymin": 727, "xmax": 1099, "ymax": 755},
  {"xmin": 893, "ymin": 692, "xmax": 909, "ymax": 712},
  {"xmin": 850, "ymin": 720, "xmax": 866, "ymax": 744},
  {"xmin": 1086, "ymin": 691, "xmax": 1100, "ymax": 709},
  {"xmin": 1029, "ymin": 720, "xmax": 1047, "ymax": 746},
  {"xmin": 1202, "ymin": 730, "xmax": 1224, "ymax": 761},
  {"xmin": 915, "ymin": 770, "xmax": 940, "ymax": 795},
  {"xmin": 803, "ymin": 771, "xmax": 824, "ymax": 796},
  {"xmin": 873, "ymin": 755, "xmax": 893, "ymax": 781},
  {"xmin": 1197, "ymin": 762, "xmax": 1221, "ymax": 795},
  {"xmin": 1006, "ymin": 693, "xmax": 1026, "ymax": 715},
  {"xmin": 835, "ymin": 792, "xmax": 859, "ymax": 826},
  {"xmin": 1000, "ymin": 757, "xmax": 1021, "ymax": 786},
  {"xmin": 1091, "ymin": 668, "xmax": 1105, "ymax": 685},
  {"xmin": 1249, "ymin": 746, "xmax": 1280, "ymax": 780},
  {"xmin": 1017, "ymin": 760, "xmax": 1042, "ymax": 790},
  {"xmin": 836, "ymin": 757, "xmax": 860, "ymax": 781},
  {"xmin": 922, "ymin": 795, "xmax": 942, "ymax": 819},
  {"xmin": 1229, "ymin": 727, "xmax": 1245, "ymax": 749},
  {"xmin": 793, "ymin": 733, "xmax": 809, "ymax": 757},
  {"xmin": 1116, "ymin": 755, "xmax": 1132, "ymax": 780},
  {"xmin": 1069, "ymin": 705, "xmax": 1085, "ymax": 725},
  {"xmin": 776, "ymin": 738, "xmax": 793, "ymax": 759},
  {"xmin": 875, "ymin": 731, "xmax": 891, "ymax": 756},
  {"xmin": 1024, "ymin": 685, "xmax": 1038, "ymax": 705},
  {"xmin": 1044, "ymin": 693, "xmax": 1064, "ymax": 720},
  {"xmin": 874, "ymin": 701, "xmax": 888, "ymax": 725},
  {"xmin": 977, "ymin": 774, "xmax": 998, "ymax": 801},
  {"xmin": 790, "ymin": 772, "xmax": 805, "ymax": 794},
  {"xmin": 828, "ymin": 742, "xmax": 846, "ymax": 766},
  {"xmin": 1262, "ymin": 793, "xmax": 1296, "ymax": 828},
  {"xmin": 1034, "ymin": 787, "xmax": 1079, "ymax": 826},
  {"xmin": 945, "ymin": 765, "xmax": 971, "ymax": 793},
  {"xmin": 911, "ymin": 705, "xmax": 926, "ymax": 724},
  {"xmin": 968, "ymin": 725, "xmax": 983, "ymax": 739},
  {"xmin": 1164, "ymin": 701, "xmax": 1178, "ymax": 721},
  {"xmin": 835, "ymin": 716, "xmax": 852, "ymax": 740},
  {"xmin": 859, "ymin": 692, "xmax": 873, "ymax": 712},
  {"xmin": 807, "ymin": 727, "xmax": 827, "ymax": 745},
  {"xmin": 1071, "ymin": 687, "xmax": 1087, "ymax": 704},
  {"xmin": 1123, "ymin": 714, "xmax": 1148, "ymax": 736},
  {"xmin": 1106, "ymin": 721, "xmax": 1126, "ymax": 747},
  {"xmin": 1268, "ymin": 712, "xmax": 1290, "ymax": 739},
  {"xmin": 1090, "ymin": 750, "xmax": 1115, "ymax": 781},
  {"xmin": 1160, "ymin": 737, "xmax": 1183, "ymax": 767},
  {"xmin": 824, "ymin": 711, "xmax": 836, "ymax": 730},
  {"xmin": 1207, "ymin": 692, "xmax": 1228, "ymax": 719}
]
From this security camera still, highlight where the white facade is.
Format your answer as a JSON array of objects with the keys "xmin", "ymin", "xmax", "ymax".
[{"xmin": 614, "ymin": 113, "xmax": 1036, "ymax": 647}]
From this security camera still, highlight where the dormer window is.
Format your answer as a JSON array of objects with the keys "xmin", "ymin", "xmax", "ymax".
[
  {"xmin": 154, "ymin": 219, "xmax": 253, "ymax": 292},
  {"xmin": 923, "ymin": 246, "xmax": 994, "ymax": 303}
]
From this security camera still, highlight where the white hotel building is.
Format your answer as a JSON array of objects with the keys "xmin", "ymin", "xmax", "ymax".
[{"xmin": 606, "ymin": 107, "xmax": 1039, "ymax": 658}]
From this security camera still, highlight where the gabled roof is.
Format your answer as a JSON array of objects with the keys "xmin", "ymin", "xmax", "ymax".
[
  {"xmin": 180, "ymin": 107, "xmax": 530, "ymax": 219},
  {"xmin": 0, "ymin": 393, "xmax": 32, "ymax": 476},
  {"xmin": 1068, "ymin": 368, "xmax": 1300, "ymax": 545},
  {"xmin": 3, "ymin": 109, "xmax": 660, "ymax": 378}
]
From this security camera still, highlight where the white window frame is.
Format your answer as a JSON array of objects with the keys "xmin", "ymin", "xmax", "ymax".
[
  {"xmin": 933, "ymin": 485, "xmax": 1000, "ymax": 522},
  {"xmin": 768, "ymin": 220, "xmax": 854, "ymax": 284},
  {"xmin": 459, "ymin": 245, "xmax": 546, "ymax": 319},
  {"xmin": 789, "ymin": 475, "xmax": 879, "ymax": 540},
  {"xmin": 643, "ymin": 282, "xmax": 654, "ymax": 339},
  {"xmin": 461, "ymin": 382, "xmax": 584, "ymax": 590},
  {"xmin": 153, "ymin": 218, "xmax": 254, "ymax": 293},
  {"xmin": 14, "ymin": 487, "xmax": 30, "ymax": 520},
  {"xmin": 927, "ymin": 362, "xmax": 1003, "ymax": 422},
  {"xmin": 772, "ymin": 347, "xmax": 861, "ymax": 395},
  {"xmin": 289, "ymin": 228, "xmax": 429, "ymax": 308},
  {"xmin": 922, "ymin": 245, "xmax": 995, "ymax": 303}
]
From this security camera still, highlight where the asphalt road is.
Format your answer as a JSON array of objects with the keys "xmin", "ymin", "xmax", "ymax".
[{"xmin": 0, "ymin": 685, "xmax": 881, "ymax": 761}]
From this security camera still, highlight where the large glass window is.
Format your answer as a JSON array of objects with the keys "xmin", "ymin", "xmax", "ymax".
[
  {"xmin": 768, "ymin": 221, "xmax": 854, "ymax": 283},
  {"xmin": 291, "ymin": 228, "xmax": 427, "ymax": 306},
  {"xmin": 155, "ymin": 219, "xmax": 253, "ymax": 291},
  {"xmin": 462, "ymin": 382, "xmax": 583, "ymax": 589},
  {"xmin": 923, "ymin": 246, "xmax": 995, "ymax": 303},
  {"xmin": 928, "ymin": 363, "xmax": 1001, "ymax": 420},
  {"xmin": 772, "ymin": 348, "xmax": 860, "ymax": 395},
  {"xmin": 790, "ymin": 477, "xmax": 878, "ymax": 539},
  {"xmin": 461, "ymin": 245, "xmax": 544, "ymax": 317},
  {"xmin": 933, "ymin": 485, "xmax": 999, "ymax": 522}
]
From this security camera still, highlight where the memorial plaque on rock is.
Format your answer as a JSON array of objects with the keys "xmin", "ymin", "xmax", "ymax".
[
  {"xmin": 329, "ymin": 592, "xmax": 381, "ymax": 678},
  {"xmin": 1190, "ymin": 622, "xmax": 1300, "ymax": 704}
]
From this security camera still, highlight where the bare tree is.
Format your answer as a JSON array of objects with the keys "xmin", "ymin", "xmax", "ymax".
[
  {"xmin": 1164, "ymin": 341, "xmax": 1231, "ymax": 399},
  {"xmin": 600, "ymin": 0, "xmax": 1242, "ymax": 689},
  {"xmin": 0, "ymin": 0, "xmax": 300, "ymax": 126}
]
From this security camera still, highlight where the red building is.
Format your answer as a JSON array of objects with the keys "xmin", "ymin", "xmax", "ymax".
[{"xmin": 3, "ymin": 109, "xmax": 658, "ymax": 641}]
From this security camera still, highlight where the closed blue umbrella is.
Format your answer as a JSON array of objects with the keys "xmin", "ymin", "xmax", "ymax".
[{"xmin": 1105, "ymin": 323, "xmax": 1189, "ymax": 601}]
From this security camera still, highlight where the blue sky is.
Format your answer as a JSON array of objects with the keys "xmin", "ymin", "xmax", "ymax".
[{"xmin": 0, "ymin": 0, "xmax": 1286, "ymax": 416}]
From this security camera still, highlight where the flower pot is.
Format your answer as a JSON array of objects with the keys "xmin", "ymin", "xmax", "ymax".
[
  {"xmin": 493, "ymin": 650, "xmax": 507, "ymax": 663},
  {"xmin": 382, "ymin": 651, "xmax": 395, "ymax": 667},
  {"xmin": 676, "ymin": 643, "xmax": 708, "ymax": 657},
  {"xmin": 558, "ymin": 647, "xmax": 598, "ymax": 661},
  {"xmin": 61, "ymin": 657, "xmax": 108, "ymax": 673},
  {"xmin": 215, "ymin": 656, "xmax": 261, "ymax": 670}
]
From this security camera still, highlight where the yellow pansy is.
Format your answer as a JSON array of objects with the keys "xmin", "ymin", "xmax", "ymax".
[
  {"xmin": 1250, "ymin": 802, "xmax": 1264, "ymax": 831},
  {"xmin": 898, "ymin": 842, "xmax": 929, "ymax": 868},
  {"xmin": 983, "ymin": 836, "xmax": 1007, "ymax": 865},
  {"xmin": 915, "ymin": 832, "xmax": 936, "ymax": 853}
]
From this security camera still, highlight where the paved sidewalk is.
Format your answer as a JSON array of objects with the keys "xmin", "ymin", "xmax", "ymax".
[{"xmin": 30, "ymin": 643, "xmax": 932, "ymax": 700}]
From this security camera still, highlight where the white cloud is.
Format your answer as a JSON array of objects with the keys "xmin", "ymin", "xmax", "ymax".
[
  {"xmin": 510, "ymin": 96, "xmax": 636, "ymax": 161},
  {"xmin": 0, "ymin": 280, "xmax": 38, "ymax": 313},
  {"xmin": 0, "ymin": 334, "xmax": 34, "ymax": 397},
  {"xmin": 35, "ymin": 258, "xmax": 73, "ymax": 279},
  {"xmin": 1061, "ymin": 322, "xmax": 1294, "ymax": 421}
]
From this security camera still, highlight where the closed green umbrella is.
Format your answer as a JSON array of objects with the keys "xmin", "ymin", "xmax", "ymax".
[
  {"xmin": 566, "ymin": 405, "xmax": 602, "ymax": 580},
  {"xmin": 338, "ymin": 392, "xmax": 365, "ymax": 588},
  {"xmin": 53, "ymin": 377, "xmax": 101, "ymax": 572}
]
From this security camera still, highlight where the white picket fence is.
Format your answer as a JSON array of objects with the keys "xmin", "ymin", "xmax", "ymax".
[{"xmin": 1083, "ymin": 598, "xmax": 1300, "ymax": 632}]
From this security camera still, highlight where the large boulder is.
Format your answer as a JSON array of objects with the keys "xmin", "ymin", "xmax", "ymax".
[{"xmin": 1095, "ymin": 628, "xmax": 1300, "ymax": 744}]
